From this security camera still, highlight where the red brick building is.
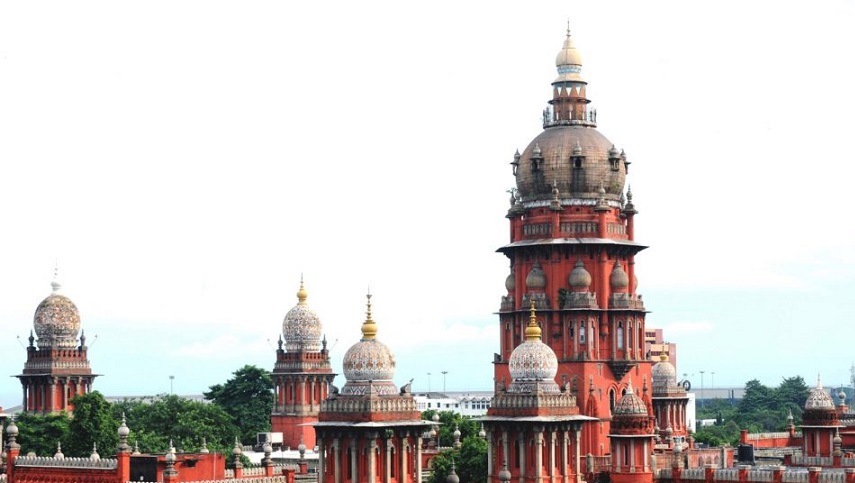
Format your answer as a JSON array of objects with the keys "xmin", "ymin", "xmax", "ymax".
[
  {"xmin": 15, "ymin": 274, "xmax": 97, "ymax": 414},
  {"xmin": 313, "ymin": 293, "xmax": 430, "ymax": 483},
  {"xmin": 496, "ymin": 27, "xmax": 652, "ymax": 458},
  {"xmin": 271, "ymin": 278, "xmax": 335, "ymax": 450}
]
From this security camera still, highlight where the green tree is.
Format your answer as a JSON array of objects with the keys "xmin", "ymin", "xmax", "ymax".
[
  {"xmin": 13, "ymin": 412, "xmax": 70, "ymax": 457},
  {"xmin": 67, "ymin": 391, "xmax": 119, "ymax": 457},
  {"xmin": 204, "ymin": 365, "xmax": 273, "ymax": 444},
  {"xmin": 113, "ymin": 394, "xmax": 239, "ymax": 454},
  {"xmin": 421, "ymin": 410, "xmax": 480, "ymax": 448},
  {"xmin": 428, "ymin": 437, "xmax": 487, "ymax": 483}
]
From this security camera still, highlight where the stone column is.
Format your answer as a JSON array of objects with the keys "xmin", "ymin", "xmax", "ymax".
[
  {"xmin": 549, "ymin": 429, "xmax": 556, "ymax": 480},
  {"xmin": 574, "ymin": 427, "xmax": 583, "ymax": 483},
  {"xmin": 519, "ymin": 435, "xmax": 527, "ymax": 481},
  {"xmin": 368, "ymin": 436, "xmax": 378, "ymax": 483},
  {"xmin": 415, "ymin": 435, "xmax": 423, "ymax": 483},
  {"xmin": 534, "ymin": 428, "xmax": 543, "ymax": 481},
  {"xmin": 350, "ymin": 439, "xmax": 358, "ymax": 483},
  {"xmin": 49, "ymin": 378, "xmax": 56, "ymax": 412},
  {"xmin": 317, "ymin": 435, "xmax": 325, "ymax": 480},
  {"xmin": 385, "ymin": 437, "xmax": 392, "ymax": 483},
  {"xmin": 332, "ymin": 437, "xmax": 341, "ymax": 483},
  {"xmin": 486, "ymin": 428, "xmax": 494, "ymax": 480},
  {"xmin": 21, "ymin": 382, "xmax": 27, "ymax": 411},
  {"xmin": 399, "ymin": 436, "xmax": 407, "ymax": 483}
]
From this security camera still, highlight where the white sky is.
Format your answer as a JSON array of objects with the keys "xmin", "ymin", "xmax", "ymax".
[{"xmin": 1, "ymin": 1, "xmax": 854, "ymax": 408}]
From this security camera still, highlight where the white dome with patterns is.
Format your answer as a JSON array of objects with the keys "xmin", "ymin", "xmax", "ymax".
[
  {"xmin": 342, "ymin": 294, "xmax": 396, "ymax": 383},
  {"xmin": 507, "ymin": 303, "xmax": 559, "ymax": 393},
  {"xmin": 33, "ymin": 274, "xmax": 81, "ymax": 349},
  {"xmin": 282, "ymin": 279, "xmax": 323, "ymax": 352},
  {"xmin": 805, "ymin": 375, "xmax": 835, "ymax": 410},
  {"xmin": 651, "ymin": 354, "xmax": 679, "ymax": 396}
]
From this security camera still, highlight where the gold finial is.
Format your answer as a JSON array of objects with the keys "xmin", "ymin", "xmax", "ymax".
[
  {"xmin": 296, "ymin": 274, "xmax": 308, "ymax": 304},
  {"xmin": 361, "ymin": 290, "xmax": 378, "ymax": 340},
  {"xmin": 566, "ymin": 19, "xmax": 571, "ymax": 37},
  {"xmin": 524, "ymin": 299, "xmax": 542, "ymax": 340},
  {"xmin": 659, "ymin": 352, "xmax": 669, "ymax": 362}
]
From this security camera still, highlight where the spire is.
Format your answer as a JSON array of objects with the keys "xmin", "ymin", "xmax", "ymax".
[
  {"xmin": 51, "ymin": 262, "xmax": 62, "ymax": 293},
  {"xmin": 361, "ymin": 291, "xmax": 378, "ymax": 340},
  {"xmin": 297, "ymin": 275, "xmax": 307, "ymax": 304},
  {"xmin": 524, "ymin": 299, "xmax": 542, "ymax": 341}
]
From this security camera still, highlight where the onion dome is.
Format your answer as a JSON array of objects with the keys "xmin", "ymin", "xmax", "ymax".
[
  {"xmin": 568, "ymin": 259, "xmax": 592, "ymax": 291},
  {"xmin": 805, "ymin": 375, "xmax": 835, "ymax": 410},
  {"xmin": 651, "ymin": 354, "xmax": 679, "ymax": 396},
  {"xmin": 554, "ymin": 29, "xmax": 584, "ymax": 83},
  {"xmin": 54, "ymin": 442, "xmax": 64, "ymax": 459},
  {"xmin": 525, "ymin": 262, "xmax": 546, "ymax": 290},
  {"xmin": 341, "ymin": 293, "xmax": 397, "ymax": 394},
  {"xmin": 90, "ymin": 443, "xmax": 100, "ymax": 461},
  {"xmin": 33, "ymin": 273, "xmax": 81, "ymax": 349},
  {"xmin": 613, "ymin": 380, "xmax": 649, "ymax": 416},
  {"xmin": 840, "ymin": 389, "xmax": 847, "ymax": 406},
  {"xmin": 610, "ymin": 261, "xmax": 629, "ymax": 292},
  {"xmin": 505, "ymin": 269, "xmax": 515, "ymax": 292},
  {"xmin": 507, "ymin": 302, "xmax": 559, "ymax": 393},
  {"xmin": 498, "ymin": 462, "xmax": 512, "ymax": 482},
  {"xmin": 282, "ymin": 277, "xmax": 323, "ymax": 352}
]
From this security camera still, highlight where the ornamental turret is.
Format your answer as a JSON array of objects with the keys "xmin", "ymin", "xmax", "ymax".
[
  {"xmin": 17, "ymin": 269, "xmax": 97, "ymax": 414},
  {"xmin": 271, "ymin": 277, "xmax": 335, "ymax": 451}
]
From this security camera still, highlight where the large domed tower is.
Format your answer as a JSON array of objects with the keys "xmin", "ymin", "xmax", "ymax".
[
  {"xmin": 496, "ymin": 29, "xmax": 652, "ymax": 457},
  {"xmin": 16, "ymin": 271, "xmax": 98, "ymax": 414},
  {"xmin": 270, "ymin": 278, "xmax": 335, "ymax": 450}
]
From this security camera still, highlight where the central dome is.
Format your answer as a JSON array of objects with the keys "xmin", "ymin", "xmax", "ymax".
[
  {"xmin": 516, "ymin": 126, "xmax": 625, "ymax": 202},
  {"xmin": 805, "ymin": 375, "xmax": 835, "ymax": 411},
  {"xmin": 614, "ymin": 381, "xmax": 649, "ymax": 416},
  {"xmin": 33, "ymin": 279, "xmax": 80, "ymax": 349}
]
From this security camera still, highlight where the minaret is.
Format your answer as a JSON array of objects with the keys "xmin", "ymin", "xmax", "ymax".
[
  {"xmin": 270, "ymin": 277, "xmax": 336, "ymax": 450},
  {"xmin": 497, "ymin": 28, "xmax": 653, "ymax": 457},
  {"xmin": 801, "ymin": 374, "xmax": 841, "ymax": 457},
  {"xmin": 16, "ymin": 270, "xmax": 97, "ymax": 413},
  {"xmin": 314, "ymin": 293, "xmax": 429, "ymax": 483},
  {"xmin": 609, "ymin": 380, "xmax": 656, "ymax": 483},
  {"xmin": 481, "ymin": 302, "xmax": 595, "ymax": 482}
]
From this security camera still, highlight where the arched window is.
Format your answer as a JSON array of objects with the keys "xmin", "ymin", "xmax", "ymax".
[
  {"xmin": 609, "ymin": 389, "xmax": 616, "ymax": 412},
  {"xmin": 579, "ymin": 322, "xmax": 586, "ymax": 344},
  {"xmin": 617, "ymin": 321, "xmax": 624, "ymax": 349}
]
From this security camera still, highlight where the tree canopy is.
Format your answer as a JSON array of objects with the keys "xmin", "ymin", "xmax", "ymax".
[
  {"xmin": 203, "ymin": 364, "xmax": 274, "ymax": 444},
  {"xmin": 422, "ymin": 411, "xmax": 487, "ymax": 483},
  {"xmin": 695, "ymin": 375, "xmax": 812, "ymax": 446}
]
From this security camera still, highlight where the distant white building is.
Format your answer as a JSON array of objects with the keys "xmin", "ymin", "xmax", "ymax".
[{"xmin": 413, "ymin": 391, "xmax": 493, "ymax": 417}]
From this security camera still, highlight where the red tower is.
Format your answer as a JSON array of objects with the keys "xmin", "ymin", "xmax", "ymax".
[
  {"xmin": 496, "ymin": 29, "xmax": 652, "ymax": 457},
  {"xmin": 481, "ymin": 303, "xmax": 595, "ymax": 482},
  {"xmin": 651, "ymin": 354, "xmax": 690, "ymax": 445},
  {"xmin": 271, "ymin": 279, "xmax": 335, "ymax": 450},
  {"xmin": 801, "ymin": 376, "xmax": 841, "ymax": 458},
  {"xmin": 16, "ymin": 275, "xmax": 97, "ymax": 414},
  {"xmin": 314, "ymin": 294, "xmax": 429, "ymax": 483},
  {"xmin": 609, "ymin": 380, "xmax": 655, "ymax": 483}
]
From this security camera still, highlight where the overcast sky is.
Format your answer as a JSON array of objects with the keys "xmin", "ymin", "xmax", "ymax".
[{"xmin": 1, "ymin": 1, "xmax": 854, "ymax": 408}]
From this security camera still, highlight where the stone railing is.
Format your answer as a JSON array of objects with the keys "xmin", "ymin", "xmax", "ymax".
[
  {"xmin": 609, "ymin": 293, "xmax": 644, "ymax": 310},
  {"xmin": 791, "ymin": 456, "xmax": 834, "ymax": 467},
  {"xmin": 782, "ymin": 471, "xmax": 810, "ymax": 483},
  {"xmin": 681, "ymin": 468, "xmax": 707, "ymax": 480},
  {"xmin": 818, "ymin": 472, "xmax": 847, "ymax": 483},
  {"xmin": 14, "ymin": 456, "xmax": 118, "ymax": 469},
  {"xmin": 139, "ymin": 478, "xmax": 288, "ymax": 483},
  {"xmin": 714, "ymin": 468, "xmax": 740, "ymax": 481},
  {"xmin": 747, "ymin": 470, "xmax": 773, "ymax": 482},
  {"xmin": 747, "ymin": 432, "xmax": 792, "ymax": 440}
]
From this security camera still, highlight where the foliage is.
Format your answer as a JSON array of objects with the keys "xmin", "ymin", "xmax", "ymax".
[
  {"xmin": 421, "ymin": 410, "xmax": 481, "ymax": 448},
  {"xmin": 12, "ymin": 412, "xmax": 70, "ymax": 457},
  {"xmin": 67, "ymin": 391, "xmax": 120, "ymax": 457},
  {"xmin": 204, "ymin": 365, "xmax": 274, "ymax": 444},
  {"xmin": 694, "ymin": 376, "xmax": 811, "ymax": 445},
  {"xmin": 112, "ymin": 394, "xmax": 239, "ymax": 454},
  {"xmin": 428, "ymin": 437, "xmax": 487, "ymax": 483}
]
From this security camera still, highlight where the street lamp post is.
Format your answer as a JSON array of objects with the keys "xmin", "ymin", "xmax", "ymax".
[
  {"xmin": 699, "ymin": 371, "xmax": 705, "ymax": 408},
  {"xmin": 442, "ymin": 371, "xmax": 448, "ymax": 393},
  {"xmin": 169, "ymin": 375, "xmax": 175, "ymax": 395},
  {"xmin": 427, "ymin": 373, "xmax": 432, "ymax": 393},
  {"xmin": 711, "ymin": 372, "xmax": 715, "ymax": 398}
]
